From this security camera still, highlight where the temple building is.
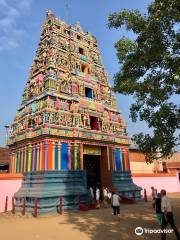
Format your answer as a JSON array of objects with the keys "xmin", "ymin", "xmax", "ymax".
[{"xmin": 7, "ymin": 11, "xmax": 141, "ymax": 212}]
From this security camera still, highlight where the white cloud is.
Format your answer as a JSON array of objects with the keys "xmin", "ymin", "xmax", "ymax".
[{"xmin": 0, "ymin": 0, "xmax": 32, "ymax": 52}]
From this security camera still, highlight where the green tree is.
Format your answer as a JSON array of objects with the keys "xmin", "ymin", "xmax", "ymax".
[{"xmin": 108, "ymin": 0, "xmax": 180, "ymax": 162}]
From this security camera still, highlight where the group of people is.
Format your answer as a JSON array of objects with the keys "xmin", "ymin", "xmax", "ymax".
[
  {"xmin": 89, "ymin": 186, "xmax": 111, "ymax": 205},
  {"xmin": 89, "ymin": 185, "xmax": 180, "ymax": 240},
  {"xmin": 151, "ymin": 186, "xmax": 180, "ymax": 240},
  {"xmin": 89, "ymin": 186, "xmax": 121, "ymax": 217}
]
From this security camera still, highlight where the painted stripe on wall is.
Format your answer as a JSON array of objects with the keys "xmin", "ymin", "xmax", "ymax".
[
  {"xmin": 114, "ymin": 149, "xmax": 116, "ymax": 171},
  {"xmin": 41, "ymin": 143, "xmax": 44, "ymax": 170},
  {"xmin": 18, "ymin": 150, "xmax": 21, "ymax": 173},
  {"xmin": 28, "ymin": 145, "xmax": 32, "ymax": 172},
  {"xmin": 48, "ymin": 141, "xmax": 52, "ymax": 170},
  {"xmin": 16, "ymin": 151, "xmax": 18, "ymax": 173},
  {"xmin": 19, "ymin": 150, "xmax": 22, "ymax": 173},
  {"xmin": 122, "ymin": 151, "xmax": 125, "ymax": 171},
  {"xmin": 61, "ymin": 143, "xmax": 68, "ymax": 170},
  {"xmin": 58, "ymin": 143, "xmax": 61, "ymax": 170},
  {"xmin": 36, "ymin": 146, "xmax": 38, "ymax": 171},
  {"xmin": 127, "ymin": 151, "xmax": 130, "ymax": 170},
  {"xmin": 68, "ymin": 144, "xmax": 71, "ymax": 170},
  {"xmin": 74, "ymin": 144, "xmax": 78, "ymax": 170},
  {"xmin": 115, "ymin": 148, "xmax": 122, "ymax": 170},
  {"xmin": 55, "ymin": 142, "xmax": 58, "ymax": 170},
  {"xmin": 111, "ymin": 148, "xmax": 114, "ymax": 171},
  {"xmin": 52, "ymin": 142, "xmax": 55, "ymax": 170},
  {"xmin": 23, "ymin": 149, "xmax": 26, "ymax": 172},
  {"xmin": 26, "ymin": 148, "xmax": 28, "ymax": 172},
  {"xmin": 11, "ymin": 154, "xmax": 13, "ymax": 173},
  {"xmin": 32, "ymin": 146, "xmax": 36, "ymax": 171},
  {"xmin": 44, "ymin": 141, "xmax": 48, "ymax": 170},
  {"xmin": 125, "ymin": 150, "xmax": 130, "ymax": 171}
]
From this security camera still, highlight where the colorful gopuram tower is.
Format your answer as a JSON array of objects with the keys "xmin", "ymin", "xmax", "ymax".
[{"xmin": 8, "ymin": 11, "xmax": 141, "ymax": 212}]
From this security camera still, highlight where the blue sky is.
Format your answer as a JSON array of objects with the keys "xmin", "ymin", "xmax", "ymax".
[{"xmin": 0, "ymin": 0, "xmax": 154, "ymax": 146}]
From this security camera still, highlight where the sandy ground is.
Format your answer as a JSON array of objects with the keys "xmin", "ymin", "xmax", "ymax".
[{"xmin": 0, "ymin": 193, "xmax": 180, "ymax": 240}]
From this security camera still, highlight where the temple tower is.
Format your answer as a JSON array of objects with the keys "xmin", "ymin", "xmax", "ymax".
[{"xmin": 8, "ymin": 11, "xmax": 141, "ymax": 211}]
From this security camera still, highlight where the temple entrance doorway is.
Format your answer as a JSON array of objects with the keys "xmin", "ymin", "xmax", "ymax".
[
  {"xmin": 83, "ymin": 154, "xmax": 101, "ymax": 188},
  {"xmin": 83, "ymin": 145, "xmax": 112, "ymax": 192}
]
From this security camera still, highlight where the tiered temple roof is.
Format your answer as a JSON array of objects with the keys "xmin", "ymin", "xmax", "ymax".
[{"xmin": 8, "ymin": 10, "xmax": 129, "ymax": 146}]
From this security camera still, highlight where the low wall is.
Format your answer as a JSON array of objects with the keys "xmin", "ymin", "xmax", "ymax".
[
  {"xmin": 132, "ymin": 173, "xmax": 180, "ymax": 195},
  {"xmin": 0, "ymin": 173, "xmax": 179, "ymax": 212},
  {"xmin": 0, "ymin": 174, "xmax": 23, "ymax": 212}
]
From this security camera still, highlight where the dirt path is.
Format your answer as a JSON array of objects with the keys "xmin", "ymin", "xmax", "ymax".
[{"xmin": 0, "ymin": 193, "xmax": 179, "ymax": 240}]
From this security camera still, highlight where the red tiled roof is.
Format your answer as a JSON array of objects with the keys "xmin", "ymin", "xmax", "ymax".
[
  {"xmin": 129, "ymin": 150, "xmax": 146, "ymax": 162},
  {"xmin": 167, "ymin": 162, "xmax": 180, "ymax": 168},
  {"xmin": 0, "ymin": 147, "xmax": 10, "ymax": 164}
]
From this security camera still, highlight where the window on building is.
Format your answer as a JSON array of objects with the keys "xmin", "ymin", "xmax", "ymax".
[
  {"xmin": 85, "ymin": 87, "xmax": 93, "ymax": 98},
  {"xmin": 79, "ymin": 47, "xmax": 84, "ymax": 55},
  {"xmin": 90, "ymin": 116, "xmax": 99, "ymax": 130}
]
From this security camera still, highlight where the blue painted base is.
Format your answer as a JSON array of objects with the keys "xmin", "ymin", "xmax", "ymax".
[
  {"xmin": 112, "ymin": 171, "xmax": 142, "ymax": 200},
  {"xmin": 14, "ymin": 170, "xmax": 90, "ymax": 214},
  {"xmin": 14, "ymin": 170, "xmax": 142, "ymax": 214}
]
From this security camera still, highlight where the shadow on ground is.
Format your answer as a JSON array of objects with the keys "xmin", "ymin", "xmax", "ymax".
[
  {"xmin": 0, "ymin": 193, "xmax": 179, "ymax": 240},
  {"xmin": 59, "ymin": 194, "xmax": 180, "ymax": 240}
]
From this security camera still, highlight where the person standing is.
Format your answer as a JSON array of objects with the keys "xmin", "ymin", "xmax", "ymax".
[
  {"xmin": 111, "ymin": 192, "xmax": 120, "ymax": 218},
  {"xmin": 154, "ymin": 193, "xmax": 163, "ymax": 226},
  {"xmin": 107, "ymin": 189, "xmax": 112, "ymax": 201},
  {"xmin": 96, "ymin": 186, "xmax": 100, "ymax": 208},
  {"xmin": 89, "ymin": 186, "xmax": 94, "ymax": 203},
  {"xmin": 155, "ymin": 188, "xmax": 158, "ymax": 198},
  {"xmin": 103, "ymin": 187, "xmax": 108, "ymax": 207},
  {"xmin": 151, "ymin": 186, "xmax": 156, "ymax": 208},
  {"xmin": 161, "ymin": 189, "xmax": 180, "ymax": 240}
]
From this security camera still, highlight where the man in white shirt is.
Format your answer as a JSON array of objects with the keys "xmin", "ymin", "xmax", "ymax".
[
  {"xmin": 96, "ymin": 187, "xmax": 100, "ymax": 208},
  {"xmin": 111, "ymin": 192, "xmax": 120, "ymax": 217},
  {"xmin": 89, "ymin": 186, "xmax": 94, "ymax": 202},
  {"xmin": 161, "ymin": 189, "xmax": 180, "ymax": 240}
]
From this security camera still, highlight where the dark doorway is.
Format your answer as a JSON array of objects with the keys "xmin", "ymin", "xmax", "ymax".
[{"xmin": 84, "ymin": 154, "xmax": 101, "ymax": 188}]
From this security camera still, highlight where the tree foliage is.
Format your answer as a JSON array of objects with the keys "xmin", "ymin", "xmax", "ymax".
[{"xmin": 108, "ymin": 0, "xmax": 180, "ymax": 162}]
